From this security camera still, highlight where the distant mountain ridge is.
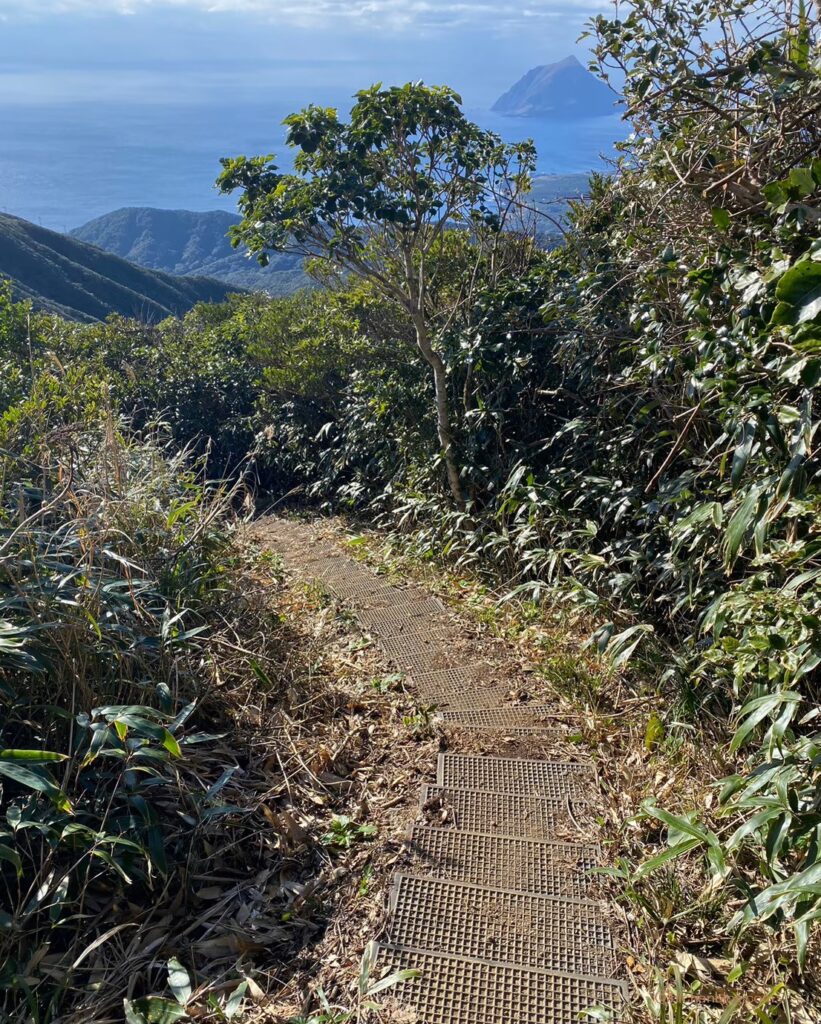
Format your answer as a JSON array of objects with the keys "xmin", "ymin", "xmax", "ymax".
[
  {"xmin": 71, "ymin": 208, "xmax": 307, "ymax": 294},
  {"xmin": 0, "ymin": 213, "xmax": 237, "ymax": 323},
  {"xmin": 493, "ymin": 56, "xmax": 617, "ymax": 119}
]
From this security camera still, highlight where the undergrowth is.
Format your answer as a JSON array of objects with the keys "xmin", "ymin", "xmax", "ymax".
[{"xmin": 0, "ymin": 406, "xmax": 432, "ymax": 1023}]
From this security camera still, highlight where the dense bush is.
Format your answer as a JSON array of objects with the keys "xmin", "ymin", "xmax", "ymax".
[
  {"xmin": 0, "ymin": 348, "xmax": 284, "ymax": 1021},
  {"xmin": 331, "ymin": 0, "xmax": 821, "ymax": 991}
]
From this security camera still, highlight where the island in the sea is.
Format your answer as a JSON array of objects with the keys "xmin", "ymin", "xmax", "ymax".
[{"xmin": 493, "ymin": 55, "xmax": 618, "ymax": 119}]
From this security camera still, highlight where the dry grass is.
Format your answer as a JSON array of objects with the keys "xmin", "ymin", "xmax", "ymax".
[
  {"xmin": 58, "ymin": 532, "xmax": 441, "ymax": 1023},
  {"xmin": 234, "ymin": 522, "xmax": 441, "ymax": 1022}
]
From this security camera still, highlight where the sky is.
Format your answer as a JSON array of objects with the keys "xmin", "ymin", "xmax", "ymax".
[{"xmin": 0, "ymin": 0, "xmax": 613, "ymax": 107}]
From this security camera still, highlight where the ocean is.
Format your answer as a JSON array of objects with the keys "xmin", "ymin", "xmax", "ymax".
[{"xmin": 0, "ymin": 75, "xmax": 625, "ymax": 233}]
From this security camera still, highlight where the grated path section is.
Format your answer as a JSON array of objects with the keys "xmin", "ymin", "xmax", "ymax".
[
  {"xmin": 438, "ymin": 752, "xmax": 592, "ymax": 798},
  {"xmin": 409, "ymin": 824, "xmax": 598, "ymax": 897},
  {"xmin": 260, "ymin": 519, "xmax": 626, "ymax": 1022},
  {"xmin": 376, "ymin": 945, "xmax": 627, "ymax": 1024},
  {"xmin": 412, "ymin": 665, "xmax": 516, "ymax": 710},
  {"xmin": 389, "ymin": 874, "xmax": 618, "ymax": 977},
  {"xmin": 420, "ymin": 783, "xmax": 585, "ymax": 839},
  {"xmin": 356, "ymin": 599, "xmax": 446, "ymax": 636},
  {"xmin": 436, "ymin": 704, "xmax": 560, "ymax": 733}
]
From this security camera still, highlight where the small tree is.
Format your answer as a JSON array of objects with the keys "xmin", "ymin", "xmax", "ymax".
[{"xmin": 217, "ymin": 82, "xmax": 535, "ymax": 505}]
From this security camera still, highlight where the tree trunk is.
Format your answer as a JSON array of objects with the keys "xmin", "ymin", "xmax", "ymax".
[{"xmin": 412, "ymin": 316, "xmax": 464, "ymax": 507}]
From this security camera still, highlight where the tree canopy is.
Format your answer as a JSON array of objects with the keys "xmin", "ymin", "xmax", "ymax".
[{"xmin": 218, "ymin": 82, "xmax": 536, "ymax": 503}]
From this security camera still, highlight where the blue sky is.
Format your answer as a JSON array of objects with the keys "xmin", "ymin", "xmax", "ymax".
[{"xmin": 0, "ymin": 0, "xmax": 612, "ymax": 106}]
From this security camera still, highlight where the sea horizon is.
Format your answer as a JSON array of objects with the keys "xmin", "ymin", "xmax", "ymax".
[{"xmin": 0, "ymin": 65, "xmax": 624, "ymax": 232}]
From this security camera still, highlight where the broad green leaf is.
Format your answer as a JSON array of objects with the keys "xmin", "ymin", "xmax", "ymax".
[
  {"xmin": 711, "ymin": 207, "xmax": 731, "ymax": 231},
  {"xmin": 0, "ymin": 761, "xmax": 72, "ymax": 813},
  {"xmin": 642, "ymin": 802, "xmax": 717, "ymax": 847},
  {"xmin": 167, "ymin": 958, "xmax": 192, "ymax": 1006},
  {"xmin": 128, "ymin": 997, "xmax": 187, "ymax": 1024},
  {"xmin": 723, "ymin": 485, "xmax": 765, "ymax": 569},
  {"xmin": 730, "ymin": 420, "xmax": 756, "ymax": 489},
  {"xmin": 161, "ymin": 729, "xmax": 182, "ymax": 758},
  {"xmin": 123, "ymin": 1000, "xmax": 147, "ymax": 1024},
  {"xmin": 644, "ymin": 713, "xmax": 665, "ymax": 752},
  {"xmin": 223, "ymin": 981, "xmax": 247, "ymax": 1020},
  {"xmin": 772, "ymin": 260, "xmax": 821, "ymax": 325},
  {"xmin": 605, "ymin": 623, "xmax": 654, "ymax": 669},
  {"xmin": 0, "ymin": 843, "xmax": 22, "ymax": 876},
  {"xmin": 730, "ymin": 691, "xmax": 802, "ymax": 752}
]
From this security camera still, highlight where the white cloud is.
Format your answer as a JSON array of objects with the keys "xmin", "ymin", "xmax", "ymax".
[{"xmin": 0, "ymin": 0, "xmax": 605, "ymax": 31}]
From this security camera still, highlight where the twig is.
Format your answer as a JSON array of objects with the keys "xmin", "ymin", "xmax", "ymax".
[{"xmin": 645, "ymin": 404, "xmax": 702, "ymax": 494}]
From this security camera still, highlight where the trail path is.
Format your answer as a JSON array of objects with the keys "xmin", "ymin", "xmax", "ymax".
[{"xmin": 264, "ymin": 519, "xmax": 627, "ymax": 1024}]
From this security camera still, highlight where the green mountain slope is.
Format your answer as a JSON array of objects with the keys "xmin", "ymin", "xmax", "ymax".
[
  {"xmin": 0, "ymin": 213, "xmax": 239, "ymax": 323},
  {"xmin": 71, "ymin": 208, "xmax": 307, "ymax": 294}
]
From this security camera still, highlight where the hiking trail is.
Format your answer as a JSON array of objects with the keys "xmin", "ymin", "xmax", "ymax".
[{"xmin": 263, "ymin": 519, "xmax": 627, "ymax": 1024}]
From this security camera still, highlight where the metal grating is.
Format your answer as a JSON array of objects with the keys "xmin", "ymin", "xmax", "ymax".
[
  {"xmin": 378, "ymin": 631, "xmax": 463, "ymax": 673},
  {"xmin": 388, "ymin": 874, "xmax": 617, "ymax": 977},
  {"xmin": 438, "ymin": 753, "xmax": 591, "ymax": 798},
  {"xmin": 356, "ymin": 600, "xmax": 448, "ymax": 637},
  {"xmin": 420, "ymin": 784, "xmax": 583, "ymax": 839},
  {"xmin": 437, "ymin": 704, "xmax": 558, "ymax": 733},
  {"xmin": 413, "ymin": 663, "xmax": 504, "ymax": 686},
  {"xmin": 301, "ymin": 547, "xmax": 341, "ymax": 562},
  {"xmin": 353, "ymin": 586, "xmax": 435, "ymax": 610},
  {"xmin": 411, "ymin": 667, "xmax": 516, "ymax": 710},
  {"xmin": 408, "ymin": 824, "xmax": 598, "ymax": 897},
  {"xmin": 300, "ymin": 560, "xmax": 353, "ymax": 587},
  {"xmin": 315, "ymin": 557, "xmax": 357, "ymax": 578},
  {"xmin": 325, "ymin": 575, "xmax": 396, "ymax": 601},
  {"xmin": 274, "ymin": 534, "xmax": 334, "ymax": 553},
  {"xmin": 265, "ymin": 540, "xmax": 324, "ymax": 559},
  {"xmin": 262, "ymin": 526, "xmax": 304, "ymax": 545},
  {"xmin": 422, "ymin": 689, "xmax": 515, "ymax": 711},
  {"xmin": 375, "ymin": 944, "xmax": 627, "ymax": 1024}
]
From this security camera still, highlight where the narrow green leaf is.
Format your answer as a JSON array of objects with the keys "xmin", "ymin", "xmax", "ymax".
[
  {"xmin": 0, "ymin": 761, "xmax": 72, "ymax": 813},
  {"xmin": 0, "ymin": 749, "xmax": 69, "ymax": 763},
  {"xmin": 366, "ymin": 968, "xmax": 421, "ymax": 996},
  {"xmin": 634, "ymin": 838, "xmax": 702, "ymax": 879}
]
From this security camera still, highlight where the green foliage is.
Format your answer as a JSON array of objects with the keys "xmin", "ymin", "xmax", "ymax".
[
  {"xmin": 230, "ymin": 1, "xmax": 821, "ymax": 997},
  {"xmin": 321, "ymin": 815, "xmax": 377, "ymax": 850},
  {"xmin": 218, "ymin": 82, "xmax": 535, "ymax": 271},
  {"xmin": 0, "ymin": 294, "xmax": 260, "ymax": 477},
  {"xmin": 2, "ymin": 2, "xmax": 820, "ymax": 1007},
  {"xmin": 0, "ymin": 358, "xmax": 273, "ymax": 1020},
  {"xmin": 219, "ymin": 81, "xmax": 538, "ymax": 504}
]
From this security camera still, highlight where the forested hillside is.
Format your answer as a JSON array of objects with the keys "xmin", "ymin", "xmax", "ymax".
[
  {"xmin": 71, "ymin": 207, "xmax": 308, "ymax": 293},
  {"xmin": 0, "ymin": 212, "xmax": 237, "ymax": 321},
  {"xmin": 1, "ymin": 1, "xmax": 820, "ymax": 1021}
]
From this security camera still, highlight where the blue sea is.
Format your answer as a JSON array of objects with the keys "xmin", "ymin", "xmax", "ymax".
[{"xmin": 0, "ymin": 70, "xmax": 625, "ymax": 232}]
